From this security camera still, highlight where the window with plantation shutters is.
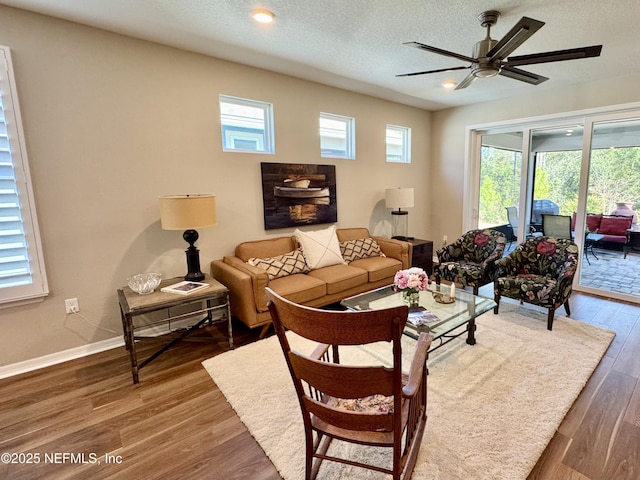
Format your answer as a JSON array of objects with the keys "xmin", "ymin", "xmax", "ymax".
[{"xmin": 0, "ymin": 46, "xmax": 48, "ymax": 304}]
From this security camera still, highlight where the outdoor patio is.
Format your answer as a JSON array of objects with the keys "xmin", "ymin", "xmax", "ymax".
[{"xmin": 580, "ymin": 247, "xmax": 640, "ymax": 296}]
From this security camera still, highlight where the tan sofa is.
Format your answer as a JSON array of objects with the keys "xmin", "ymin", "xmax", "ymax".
[{"xmin": 211, "ymin": 227, "xmax": 412, "ymax": 330}]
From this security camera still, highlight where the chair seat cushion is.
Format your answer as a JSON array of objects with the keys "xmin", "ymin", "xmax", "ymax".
[
  {"xmin": 329, "ymin": 394, "xmax": 395, "ymax": 414},
  {"xmin": 438, "ymin": 261, "xmax": 484, "ymax": 286},
  {"xmin": 495, "ymin": 274, "xmax": 558, "ymax": 307},
  {"xmin": 326, "ymin": 373, "xmax": 409, "ymax": 415}
]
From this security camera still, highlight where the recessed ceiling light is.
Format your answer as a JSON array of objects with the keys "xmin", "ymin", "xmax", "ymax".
[
  {"xmin": 252, "ymin": 9, "xmax": 275, "ymax": 23},
  {"xmin": 441, "ymin": 81, "xmax": 457, "ymax": 89}
]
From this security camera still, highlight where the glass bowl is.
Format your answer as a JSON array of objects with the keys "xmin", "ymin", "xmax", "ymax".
[{"xmin": 128, "ymin": 273, "xmax": 162, "ymax": 295}]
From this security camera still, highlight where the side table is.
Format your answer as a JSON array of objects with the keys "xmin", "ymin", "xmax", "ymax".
[
  {"xmin": 408, "ymin": 238, "xmax": 433, "ymax": 275},
  {"xmin": 624, "ymin": 225, "xmax": 640, "ymax": 258},
  {"xmin": 117, "ymin": 275, "xmax": 232, "ymax": 384}
]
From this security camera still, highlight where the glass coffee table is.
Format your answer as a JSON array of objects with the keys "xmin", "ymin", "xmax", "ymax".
[{"xmin": 341, "ymin": 284, "xmax": 496, "ymax": 352}]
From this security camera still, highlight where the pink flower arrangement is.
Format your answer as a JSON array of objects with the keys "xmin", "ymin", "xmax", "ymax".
[{"xmin": 393, "ymin": 267, "xmax": 429, "ymax": 293}]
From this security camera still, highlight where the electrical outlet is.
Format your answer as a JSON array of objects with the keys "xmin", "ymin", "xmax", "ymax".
[{"xmin": 65, "ymin": 298, "xmax": 79, "ymax": 314}]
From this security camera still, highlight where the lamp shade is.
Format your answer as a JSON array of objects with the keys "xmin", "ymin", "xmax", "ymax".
[
  {"xmin": 158, "ymin": 194, "xmax": 217, "ymax": 230},
  {"xmin": 385, "ymin": 188, "xmax": 414, "ymax": 209}
]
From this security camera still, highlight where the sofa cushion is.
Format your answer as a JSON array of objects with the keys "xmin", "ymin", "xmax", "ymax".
[
  {"xmin": 295, "ymin": 225, "xmax": 346, "ymax": 269},
  {"xmin": 340, "ymin": 238, "xmax": 384, "ymax": 263},
  {"xmin": 268, "ymin": 274, "xmax": 327, "ymax": 305},
  {"xmin": 350, "ymin": 256, "xmax": 402, "ymax": 283},
  {"xmin": 599, "ymin": 234, "xmax": 627, "ymax": 244},
  {"xmin": 586, "ymin": 214, "xmax": 603, "ymax": 232},
  {"xmin": 308, "ymin": 264, "xmax": 368, "ymax": 295},
  {"xmin": 336, "ymin": 227, "xmax": 372, "ymax": 242},
  {"xmin": 598, "ymin": 216, "xmax": 632, "ymax": 236},
  {"xmin": 247, "ymin": 249, "xmax": 310, "ymax": 280},
  {"xmin": 236, "ymin": 236, "xmax": 297, "ymax": 262}
]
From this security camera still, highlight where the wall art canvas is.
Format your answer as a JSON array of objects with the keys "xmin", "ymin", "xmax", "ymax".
[{"xmin": 261, "ymin": 162, "xmax": 337, "ymax": 230}]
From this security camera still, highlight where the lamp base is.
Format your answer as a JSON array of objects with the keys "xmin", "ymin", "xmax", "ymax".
[
  {"xmin": 391, "ymin": 210, "xmax": 409, "ymax": 240},
  {"xmin": 183, "ymin": 229, "xmax": 205, "ymax": 282}
]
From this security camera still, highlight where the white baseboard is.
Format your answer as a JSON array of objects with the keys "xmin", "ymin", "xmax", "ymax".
[
  {"xmin": 0, "ymin": 316, "xmax": 213, "ymax": 380},
  {"xmin": 0, "ymin": 337, "xmax": 124, "ymax": 380}
]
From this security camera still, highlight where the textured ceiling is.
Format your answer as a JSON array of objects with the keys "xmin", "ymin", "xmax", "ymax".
[{"xmin": 1, "ymin": 0, "xmax": 639, "ymax": 110}]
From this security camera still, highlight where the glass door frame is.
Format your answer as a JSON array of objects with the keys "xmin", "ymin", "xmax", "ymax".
[{"xmin": 464, "ymin": 102, "xmax": 640, "ymax": 303}]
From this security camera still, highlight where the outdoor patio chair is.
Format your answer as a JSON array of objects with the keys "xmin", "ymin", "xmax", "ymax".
[
  {"xmin": 266, "ymin": 287, "xmax": 432, "ymax": 480},
  {"xmin": 506, "ymin": 206, "xmax": 543, "ymax": 240},
  {"xmin": 493, "ymin": 236, "xmax": 579, "ymax": 330},
  {"xmin": 435, "ymin": 228, "xmax": 507, "ymax": 295},
  {"xmin": 542, "ymin": 214, "xmax": 572, "ymax": 239}
]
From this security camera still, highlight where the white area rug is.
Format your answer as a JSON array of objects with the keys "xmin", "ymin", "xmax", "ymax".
[{"xmin": 202, "ymin": 304, "xmax": 615, "ymax": 480}]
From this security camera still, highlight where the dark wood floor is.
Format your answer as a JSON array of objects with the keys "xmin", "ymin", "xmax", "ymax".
[{"xmin": 1, "ymin": 291, "xmax": 638, "ymax": 480}]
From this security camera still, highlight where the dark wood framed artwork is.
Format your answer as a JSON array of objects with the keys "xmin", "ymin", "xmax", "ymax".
[{"xmin": 261, "ymin": 162, "xmax": 337, "ymax": 230}]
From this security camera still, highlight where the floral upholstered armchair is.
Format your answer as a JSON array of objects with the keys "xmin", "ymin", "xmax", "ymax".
[
  {"xmin": 435, "ymin": 229, "xmax": 507, "ymax": 295},
  {"xmin": 493, "ymin": 236, "xmax": 579, "ymax": 330}
]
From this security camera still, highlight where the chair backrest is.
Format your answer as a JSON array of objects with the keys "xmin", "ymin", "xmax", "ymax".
[
  {"xmin": 542, "ymin": 214, "xmax": 572, "ymax": 239},
  {"xmin": 501, "ymin": 236, "xmax": 579, "ymax": 277},
  {"xmin": 266, "ymin": 287, "xmax": 407, "ymax": 433},
  {"xmin": 440, "ymin": 228, "xmax": 506, "ymax": 264},
  {"xmin": 506, "ymin": 207, "xmax": 519, "ymax": 237}
]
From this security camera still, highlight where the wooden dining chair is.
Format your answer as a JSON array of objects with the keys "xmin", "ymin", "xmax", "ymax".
[{"xmin": 266, "ymin": 287, "xmax": 432, "ymax": 480}]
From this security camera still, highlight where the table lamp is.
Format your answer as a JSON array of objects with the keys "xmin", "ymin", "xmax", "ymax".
[
  {"xmin": 158, "ymin": 194, "xmax": 217, "ymax": 282},
  {"xmin": 385, "ymin": 187, "xmax": 414, "ymax": 241}
]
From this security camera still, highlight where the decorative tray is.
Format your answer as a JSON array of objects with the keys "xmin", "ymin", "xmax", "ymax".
[{"xmin": 433, "ymin": 293, "xmax": 455, "ymax": 304}]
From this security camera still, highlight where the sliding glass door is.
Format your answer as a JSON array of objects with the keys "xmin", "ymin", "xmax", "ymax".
[
  {"xmin": 577, "ymin": 116, "xmax": 640, "ymax": 299},
  {"xmin": 469, "ymin": 108, "xmax": 640, "ymax": 303}
]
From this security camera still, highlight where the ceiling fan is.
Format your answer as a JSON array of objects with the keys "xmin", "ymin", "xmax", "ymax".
[{"xmin": 398, "ymin": 10, "xmax": 602, "ymax": 90}]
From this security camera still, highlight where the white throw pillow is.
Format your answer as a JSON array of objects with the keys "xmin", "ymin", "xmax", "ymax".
[{"xmin": 295, "ymin": 225, "xmax": 346, "ymax": 269}]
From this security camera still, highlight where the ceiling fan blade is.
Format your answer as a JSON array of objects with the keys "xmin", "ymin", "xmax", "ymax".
[
  {"xmin": 454, "ymin": 73, "xmax": 477, "ymax": 90},
  {"xmin": 499, "ymin": 66, "xmax": 548, "ymax": 85},
  {"xmin": 505, "ymin": 45, "xmax": 603, "ymax": 67},
  {"xmin": 396, "ymin": 66, "xmax": 469, "ymax": 77},
  {"xmin": 486, "ymin": 16, "xmax": 545, "ymax": 61},
  {"xmin": 404, "ymin": 41, "xmax": 477, "ymax": 65}
]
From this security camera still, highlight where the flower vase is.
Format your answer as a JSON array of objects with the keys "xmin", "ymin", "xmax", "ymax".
[{"xmin": 403, "ymin": 289, "xmax": 420, "ymax": 308}]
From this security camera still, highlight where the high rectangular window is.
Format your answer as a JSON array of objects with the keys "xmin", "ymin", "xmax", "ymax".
[
  {"xmin": 219, "ymin": 95, "xmax": 274, "ymax": 154},
  {"xmin": 320, "ymin": 113, "xmax": 355, "ymax": 159},
  {"xmin": 386, "ymin": 125, "xmax": 411, "ymax": 163},
  {"xmin": 0, "ymin": 46, "xmax": 48, "ymax": 304}
]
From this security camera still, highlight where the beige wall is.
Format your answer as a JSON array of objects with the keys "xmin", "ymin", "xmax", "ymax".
[
  {"xmin": 0, "ymin": 6, "xmax": 431, "ymax": 367},
  {"xmin": 430, "ymin": 75, "xmax": 640, "ymax": 246}
]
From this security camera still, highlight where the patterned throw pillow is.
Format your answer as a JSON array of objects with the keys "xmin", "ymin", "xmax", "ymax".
[
  {"xmin": 248, "ymin": 249, "xmax": 310, "ymax": 280},
  {"xmin": 340, "ymin": 238, "xmax": 384, "ymax": 263}
]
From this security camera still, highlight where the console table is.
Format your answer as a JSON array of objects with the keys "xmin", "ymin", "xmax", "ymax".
[
  {"xmin": 117, "ymin": 275, "xmax": 231, "ymax": 384},
  {"xmin": 408, "ymin": 238, "xmax": 433, "ymax": 275}
]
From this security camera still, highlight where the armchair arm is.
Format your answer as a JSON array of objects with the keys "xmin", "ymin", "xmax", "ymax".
[
  {"xmin": 436, "ymin": 238, "xmax": 463, "ymax": 263},
  {"xmin": 481, "ymin": 249, "xmax": 503, "ymax": 268},
  {"xmin": 403, "ymin": 333, "xmax": 432, "ymax": 398},
  {"xmin": 494, "ymin": 255, "xmax": 518, "ymax": 277},
  {"xmin": 374, "ymin": 236, "xmax": 412, "ymax": 269},
  {"xmin": 556, "ymin": 262, "xmax": 577, "ymax": 293},
  {"xmin": 309, "ymin": 343, "xmax": 331, "ymax": 361}
]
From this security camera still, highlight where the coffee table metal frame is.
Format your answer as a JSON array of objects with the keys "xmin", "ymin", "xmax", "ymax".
[{"xmin": 341, "ymin": 283, "xmax": 496, "ymax": 352}]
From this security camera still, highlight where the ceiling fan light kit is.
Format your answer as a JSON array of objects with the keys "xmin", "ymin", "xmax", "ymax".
[{"xmin": 398, "ymin": 10, "xmax": 602, "ymax": 90}]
